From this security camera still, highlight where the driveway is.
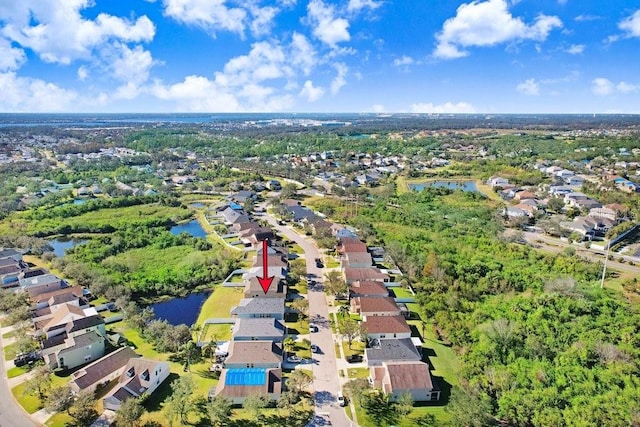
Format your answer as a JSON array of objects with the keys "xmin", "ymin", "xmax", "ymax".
[{"xmin": 262, "ymin": 212, "xmax": 353, "ymax": 427}]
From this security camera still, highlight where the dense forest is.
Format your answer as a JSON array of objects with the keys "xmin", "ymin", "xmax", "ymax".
[{"xmin": 350, "ymin": 187, "xmax": 640, "ymax": 426}]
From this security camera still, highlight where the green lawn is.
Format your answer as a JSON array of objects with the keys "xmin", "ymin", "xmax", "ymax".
[
  {"xmin": 45, "ymin": 412, "xmax": 73, "ymax": 427},
  {"xmin": 326, "ymin": 258, "xmax": 340, "ymax": 268},
  {"xmin": 390, "ymin": 287, "xmax": 414, "ymax": 299},
  {"xmin": 3, "ymin": 341, "xmax": 18, "ymax": 360},
  {"xmin": 7, "ymin": 365, "xmax": 29, "ymax": 378},
  {"xmin": 2, "ymin": 330, "xmax": 16, "ymax": 339},
  {"xmin": 196, "ymin": 286, "xmax": 245, "ymax": 324},
  {"xmin": 201, "ymin": 322, "xmax": 233, "ymax": 342},
  {"xmin": 341, "ymin": 341, "xmax": 365, "ymax": 358},
  {"xmin": 11, "ymin": 382, "xmax": 41, "ymax": 413},
  {"xmin": 347, "ymin": 367, "xmax": 369, "ymax": 379}
]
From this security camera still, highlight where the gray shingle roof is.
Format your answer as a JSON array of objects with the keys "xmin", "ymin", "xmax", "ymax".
[
  {"xmin": 365, "ymin": 338, "xmax": 422, "ymax": 364},
  {"xmin": 231, "ymin": 298, "xmax": 285, "ymax": 316},
  {"xmin": 232, "ymin": 318, "xmax": 285, "ymax": 339}
]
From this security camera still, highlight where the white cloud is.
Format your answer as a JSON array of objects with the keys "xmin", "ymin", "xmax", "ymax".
[
  {"xmin": 592, "ymin": 78, "xmax": 614, "ymax": 96},
  {"xmin": 516, "ymin": 78, "xmax": 540, "ymax": 95},
  {"xmin": 0, "ymin": 72, "xmax": 77, "ymax": 112},
  {"xmin": 433, "ymin": 0, "xmax": 562, "ymax": 59},
  {"xmin": 371, "ymin": 104, "xmax": 385, "ymax": 112},
  {"xmin": 331, "ymin": 63, "xmax": 348, "ymax": 94},
  {"xmin": 108, "ymin": 44, "xmax": 156, "ymax": 85},
  {"xmin": 410, "ymin": 102, "xmax": 476, "ymax": 113},
  {"xmin": 619, "ymin": 10, "xmax": 640, "ymax": 38},
  {"xmin": 566, "ymin": 44, "xmax": 585, "ymax": 54},
  {"xmin": 1, "ymin": 1, "xmax": 155, "ymax": 64},
  {"xmin": 306, "ymin": 0, "xmax": 350, "ymax": 47},
  {"xmin": 150, "ymin": 75, "xmax": 242, "ymax": 111},
  {"xmin": 77, "ymin": 65, "xmax": 88, "ymax": 81},
  {"xmin": 347, "ymin": 0, "xmax": 382, "ymax": 13},
  {"xmin": 299, "ymin": 80, "xmax": 325, "ymax": 102},
  {"xmin": 393, "ymin": 55, "xmax": 414, "ymax": 67},
  {"xmin": 617, "ymin": 81, "xmax": 640, "ymax": 94},
  {"xmin": 0, "ymin": 38, "xmax": 26, "ymax": 71},
  {"xmin": 162, "ymin": 0, "xmax": 247, "ymax": 36},
  {"xmin": 162, "ymin": 0, "xmax": 280, "ymax": 38},
  {"xmin": 290, "ymin": 32, "xmax": 317, "ymax": 76},
  {"xmin": 574, "ymin": 15, "xmax": 599, "ymax": 22}
]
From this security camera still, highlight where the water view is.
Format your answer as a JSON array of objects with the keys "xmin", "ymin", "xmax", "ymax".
[
  {"xmin": 409, "ymin": 180, "xmax": 479, "ymax": 193},
  {"xmin": 150, "ymin": 292, "xmax": 210, "ymax": 326},
  {"xmin": 169, "ymin": 219, "xmax": 208, "ymax": 238},
  {"xmin": 48, "ymin": 238, "xmax": 88, "ymax": 257}
]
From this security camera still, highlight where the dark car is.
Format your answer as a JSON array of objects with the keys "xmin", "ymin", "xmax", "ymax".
[
  {"xmin": 346, "ymin": 354, "xmax": 363, "ymax": 363},
  {"xmin": 14, "ymin": 352, "xmax": 41, "ymax": 367},
  {"xmin": 315, "ymin": 258, "xmax": 324, "ymax": 268}
]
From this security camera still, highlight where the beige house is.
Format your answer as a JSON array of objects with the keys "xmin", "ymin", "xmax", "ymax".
[
  {"xmin": 103, "ymin": 358, "xmax": 170, "ymax": 410},
  {"xmin": 370, "ymin": 361, "xmax": 440, "ymax": 402}
]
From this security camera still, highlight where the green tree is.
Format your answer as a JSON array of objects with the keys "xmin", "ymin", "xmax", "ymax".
[
  {"xmin": 395, "ymin": 391, "xmax": 414, "ymax": 417},
  {"xmin": 45, "ymin": 385, "xmax": 73, "ymax": 413},
  {"xmin": 337, "ymin": 304, "xmax": 351, "ymax": 318},
  {"xmin": 243, "ymin": 393, "xmax": 270, "ymax": 419},
  {"xmin": 115, "ymin": 397, "xmax": 145, "ymax": 427},
  {"xmin": 24, "ymin": 364, "xmax": 51, "ymax": 402},
  {"xmin": 343, "ymin": 379, "xmax": 371, "ymax": 406},
  {"xmin": 286, "ymin": 369, "xmax": 312, "ymax": 395},
  {"xmin": 283, "ymin": 337, "xmax": 296, "ymax": 356},
  {"xmin": 291, "ymin": 298, "xmax": 309, "ymax": 319},
  {"xmin": 446, "ymin": 387, "xmax": 493, "ymax": 427},
  {"xmin": 166, "ymin": 375, "xmax": 196, "ymax": 424},
  {"xmin": 68, "ymin": 391, "xmax": 99, "ymax": 427},
  {"xmin": 339, "ymin": 318, "xmax": 361, "ymax": 349},
  {"xmin": 207, "ymin": 396, "xmax": 232, "ymax": 427}
]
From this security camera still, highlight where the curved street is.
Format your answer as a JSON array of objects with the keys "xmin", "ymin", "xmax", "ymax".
[
  {"xmin": 0, "ymin": 330, "xmax": 39, "ymax": 427},
  {"xmin": 262, "ymin": 212, "xmax": 353, "ymax": 427}
]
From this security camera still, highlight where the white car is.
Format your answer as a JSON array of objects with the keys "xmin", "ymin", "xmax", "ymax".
[
  {"xmin": 309, "ymin": 323, "xmax": 319, "ymax": 332},
  {"xmin": 310, "ymin": 344, "xmax": 319, "ymax": 353},
  {"xmin": 287, "ymin": 355, "xmax": 302, "ymax": 363},
  {"xmin": 337, "ymin": 392, "xmax": 346, "ymax": 407}
]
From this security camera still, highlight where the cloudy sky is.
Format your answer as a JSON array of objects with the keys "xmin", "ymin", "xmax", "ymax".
[{"xmin": 0, "ymin": 0, "xmax": 639, "ymax": 113}]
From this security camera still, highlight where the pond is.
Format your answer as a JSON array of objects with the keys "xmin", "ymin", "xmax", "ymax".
[
  {"xmin": 170, "ymin": 219, "xmax": 208, "ymax": 238},
  {"xmin": 190, "ymin": 202, "xmax": 205, "ymax": 208},
  {"xmin": 409, "ymin": 180, "xmax": 479, "ymax": 193},
  {"xmin": 150, "ymin": 292, "xmax": 210, "ymax": 326},
  {"xmin": 48, "ymin": 237, "xmax": 88, "ymax": 257}
]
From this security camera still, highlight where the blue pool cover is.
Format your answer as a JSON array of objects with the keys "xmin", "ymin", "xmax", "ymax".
[{"xmin": 226, "ymin": 368, "xmax": 267, "ymax": 386}]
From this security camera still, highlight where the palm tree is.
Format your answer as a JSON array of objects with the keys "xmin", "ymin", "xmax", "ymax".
[
  {"xmin": 338, "ymin": 304, "xmax": 351, "ymax": 318},
  {"xmin": 202, "ymin": 340, "xmax": 218, "ymax": 364},
  {"xmin": 283, "ymin": 337, "xmax": 296, "ymax": 356}
]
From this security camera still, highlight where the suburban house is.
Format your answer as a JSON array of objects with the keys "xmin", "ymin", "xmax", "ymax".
[
  {"xmin": 19, "ymin": 274, "xmax": 66, "ymax": 296},
  {"xmin": 230, "ymin": 298, "xmax": 285, "ymax": 320},
  {"xmin": 337, "ymin": 238, "xmax": 368, "ymax": 255},
  {"xmin": 351, "ymin": 297, "xmax": 401, "ymax": 317},
  {"xmin": 362, "ymin": 315, "xmax": 412, "ymax": 340},
  {"xmin": 349, "ymin": 281, "xmax": 389, "ymax": 298},
  {"xmin": 344, "ymin": 267, "xmax": 389, "ymax": 285},
  {"xmin": 224, "ymin": 341, "xmax": 283, "ymax": 369},
  {"xmin": 0, "ymin": 257, "xmax": 29, "ymax": 288},
  {"xmin": 0, "ymin": 248, "xmax": 23, "ymax": 262},
  {"xmin": 365, "ymin": 338, "xmax": 423, "ymax": 366},
  {"xmin": 243, "ymin": 277, "xmax": 287, "ymax": 299},
  {"xmin": 369, "ymin": 361, "xmax": 440, "ymax": 402},
  {"xmin": 219, "ymin": 206, "xmax": 251, "ymax": 225},
  {"xmin": 231, "ymin": 318, "xmax": 286, "ymax": 342},
  {"xmin": 341, "ymin": 252, "xmax": 373, "ymax": 269},
  {"xmin": 103, "ymin": 358, "xmax": 170, "ymax": 410},
  {"xmin": 45, "ymin": 331, "xmax": 105, "ymax": 370},
  {"xmin": 213, "ymin": 368, "xmax": 282, "ymax": 405},
  {"xmin": 36, "ymin": 303, "xmax": 101, "ymax": 338},
  {"xmin": 31, "ymin": 285, "xmax": 85, "ymax": 310},
  {"xmin": 560, "ymin": 217, "xmax": 597, "ymax": 239},
  {"xmin": 69, "ymin": 346, "xmax": 140, "ymax": 394},
  {"xmin": 488, "ymin": 176, "xmax": 509, "ymax": 188}
]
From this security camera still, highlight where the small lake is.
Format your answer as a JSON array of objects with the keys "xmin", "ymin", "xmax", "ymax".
[
  {"xmin": 49, "ymin": 238, "xmax": 88, "ymax": 257},
  {"xmin": 170, "ymin": 219, "xmax": 208, "ymax": 238},
  {"xmin": 150, "ymin": 292, "xmax": 210, "ymax": 326},
  {"xmin": 409, "ymin": 180, "xmax": 479, "ymax": 193},
  {"xmin": 190, "ymin": 202, "xmax": 205, "ymax": 208}
]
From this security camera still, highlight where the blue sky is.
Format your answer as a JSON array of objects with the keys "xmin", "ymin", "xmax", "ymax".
[{"xmin": 0, "ymin": 0, "xmax": 639, "ymax": 113}]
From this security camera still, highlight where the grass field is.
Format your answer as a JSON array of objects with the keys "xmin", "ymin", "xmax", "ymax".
[
  {"xmin": 196, "ymin": 286, "xmax": 245, "ymax": 324},
  {"xmin": 3, "ymin": 341, "xmax": 18, "ymax": 360},
  {"xmin": 6, "ymin": 365, "xmax": 29, "ymax": 378},
  {"xmin": 390, "ymin": 287, "xmax": 414, "ymax": 299}
]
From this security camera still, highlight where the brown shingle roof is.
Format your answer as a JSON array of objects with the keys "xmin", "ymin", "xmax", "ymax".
[
  {"xmin": 344, "ymin": 267, "xmax": 388, "ymax": 283},
  {"xmin": 385, "ymin": 362, "xmax": 434, "ymax": 391},
  {"xmin": 32, "ymin": 286, "xmax": 84, "ymax": 304},
  {"xmin": 71, "ymin": 347, "xmax": 139, "ymax": 391},
  {"xmin": 350, "ymin": 281, "xmax": 388, "ymax": 296},
  {"xmin": 225, "ymin": 341, "xmax": 282, "ymax": 365},
  {"xmin": 362, "ymin": 315, "xmax": 410, "ymax": 334},
  {"xmin": 44, "ymin": 304, "xmax": 86, "ymax": 331},
  {"xmin": 357, "ymin": 297, "xmax": 400, "ymax": 314}
]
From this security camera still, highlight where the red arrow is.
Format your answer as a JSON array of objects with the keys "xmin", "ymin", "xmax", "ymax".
[{"xmin": 257, "ymin": 239, "xmax": 274, "ymax": 294}]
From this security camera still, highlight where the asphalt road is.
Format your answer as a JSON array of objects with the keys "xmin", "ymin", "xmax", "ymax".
[
  {"xmin": 0, "ymin": 332, "xmax": 38, "ymax": 427},
  {"xmin": 262, "ymin": 212, "xmax": 352, "ymax": 427},
  {"xmin": 523, "ymin": 231, "xmax": 640, "ymax": 275}
]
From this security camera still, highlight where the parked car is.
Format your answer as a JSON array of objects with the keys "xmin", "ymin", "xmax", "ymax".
[
  {"xmin": 310, "ymin": 344, "xmax": 319, "ymax": 353},
  {"xmin": 337, "ymin": 391, "xmax": 346, "ymax": 407},
  {"xmin": 315, "ymin": 258, "xmax": 324, "ymax": 268},
  {"xmin": 346, "ymin": 354, "xmax": 363, "ymax": 363},
  {"xmin": 309, "ymin": 323, "xmax": 319, "ymax": 332},
  {"xmin": 287, "ymin": 355, "xmax": 302, "ymax": 363},
  {"xmin": 14, "ymin": 352, "xmax": 40, "ymax": 367}
]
